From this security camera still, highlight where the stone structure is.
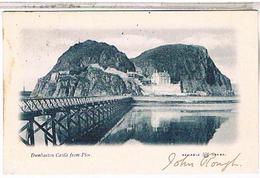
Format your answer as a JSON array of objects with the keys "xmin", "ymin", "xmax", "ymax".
[{"xmin": 151, "ymin": 71, "xmax": 171, "ymax": 85}]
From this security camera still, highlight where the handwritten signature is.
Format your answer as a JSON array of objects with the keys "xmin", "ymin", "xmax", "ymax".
[{"xmin": 162, "ymin": 152, "xmax": 241, "ymax": 172}]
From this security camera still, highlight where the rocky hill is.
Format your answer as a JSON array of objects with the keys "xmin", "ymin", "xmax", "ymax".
[
  {"xmin": 50, "ymin": 40, "xmax": 135, "ymax": 74},
  {"xmin": 31, "ymin": 40, "xmax": 141, "ymax": 97},
  {"xmin": 31, "ymin": 40, "xmax": 234, "ymax": 97},
  {"xmin": 132, "ymin": 44, "xmax": 234, "ymax": 96}
]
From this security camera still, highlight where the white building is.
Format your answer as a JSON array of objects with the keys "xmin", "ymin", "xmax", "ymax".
[
  {"xmin": 50, "ymin": 70, "xmax": 70, "ymax": 82},
  {"xmin": 151, "ymin": 71, "xmax": 171, "ymax": 85},
  {"xmin": 59, "ymin": 70, "xmax": 70, "ymax": 75},
  {"xmin": 50, "ymin": 72, "xmax": 59, "ymax": 82}
]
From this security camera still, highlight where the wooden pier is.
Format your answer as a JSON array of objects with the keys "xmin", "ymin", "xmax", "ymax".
[{"xmin": 19, "ymin": 96, "xmax": 133, "ymax": 146}]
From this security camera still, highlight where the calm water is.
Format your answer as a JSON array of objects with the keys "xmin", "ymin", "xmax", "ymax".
[
  {"xmin": 100, "ymin": 103, "xmax": 237, "ymax": 145},
  {"xmin": 20, "ymin": 97, "xmax": 237, "ymax": 145}
]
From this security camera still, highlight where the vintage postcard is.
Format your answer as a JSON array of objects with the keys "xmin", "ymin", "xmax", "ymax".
[{"xmin": 3, "ymin": 10, "xmax": 259, "ymax": 174}]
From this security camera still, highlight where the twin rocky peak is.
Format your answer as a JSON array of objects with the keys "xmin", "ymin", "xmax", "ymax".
[{"xmin": 31, "ymin": 40, "xmax": 234, "ymax": 97}]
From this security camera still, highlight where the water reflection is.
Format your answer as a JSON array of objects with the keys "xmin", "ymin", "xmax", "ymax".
[{"xmin": 100, "ymin": 105, "xmax": 236, "ymax": 145}]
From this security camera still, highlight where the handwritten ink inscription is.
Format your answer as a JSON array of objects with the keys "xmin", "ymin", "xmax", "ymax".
[{"xmin": 162, "ymin": 152, "xmax": 241, "ymax": 172}]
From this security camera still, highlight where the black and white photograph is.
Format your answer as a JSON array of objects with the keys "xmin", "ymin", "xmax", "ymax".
[
  {"xmin": 18, "ymin": 13, "xmax": 238, "ymax": 146},
  {"xmin": 3, "ymin": 9, "xmax": 259, "ymax": 174}
]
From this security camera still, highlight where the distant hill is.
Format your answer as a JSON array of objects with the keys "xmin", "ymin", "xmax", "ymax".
[
  {"xmin": 31, "ymin": 40, "xmax": 141, "ymax": 97},
  {"xmin": 31, "ymin": 40, "xmax": 234, "ymax": 97},
  {"xmin": 132, "ymin": 44, "xmax": 234, "ymax": 96},
  {"xmin": 50, "ymin": 40, "xmax": 135, "ymax": 74}
]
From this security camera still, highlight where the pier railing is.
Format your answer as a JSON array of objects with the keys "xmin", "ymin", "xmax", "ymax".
[
  {"xmin": 19, "ymin": 95, "xmax": 133, "ymax": 146},
  {"xmin": 20, "ymin": 95, "xmax": 131, "ymax": 117}
]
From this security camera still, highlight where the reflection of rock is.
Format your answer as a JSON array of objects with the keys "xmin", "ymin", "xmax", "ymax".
[
  {"xmin": 132, "ymin": 44, "xmax": 234, "ymax": 96},
  {"xmin": 150, "ymin": 111, "xmax": 181, "ymax": 128},
  {"xmin": 158, "ymin": 116, "xmax": 227, "ymax": 144},
  {"xmin": 208, "ymin": 117, "xmax": 236, "ymax": 144},
  {"xmin": 101, "ymin": 106, "xmax": 228, "ymax": 144}
]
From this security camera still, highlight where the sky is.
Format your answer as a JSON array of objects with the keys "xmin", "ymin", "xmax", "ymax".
[{"xmin": 20, "ymin": 28, "xmax": 237, "ymax": 90}]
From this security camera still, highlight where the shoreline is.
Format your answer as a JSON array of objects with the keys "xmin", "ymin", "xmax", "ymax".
[{"xmin": 132, "ymin": 96, "xmax": 238, "ymax": 104}]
